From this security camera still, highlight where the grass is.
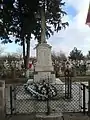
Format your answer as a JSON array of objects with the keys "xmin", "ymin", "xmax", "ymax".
[
  {"xmin": 4, "ymin": 78, "xmax": 27, "ymax": 84},
  {"xmin": 2, "ymin": 73, "xmax": 90, "ymax": 84}
]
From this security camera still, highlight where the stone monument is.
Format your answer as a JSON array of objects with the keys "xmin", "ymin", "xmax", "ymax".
[
  {"xmin": 34, "ymin": 8, "xmax": 55, "ymax": 83},
  {"xmin": 34, "ymin": 43, "xmax": 55, "ymax": 83},
  {"xmin": 33, "ymin": 7, "xmax": 63, "ymax": 120}
]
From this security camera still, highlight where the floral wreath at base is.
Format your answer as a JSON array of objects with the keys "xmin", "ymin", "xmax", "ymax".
[{"xmin": 24, "ymin": 80, "xmax": 57, "ymax": 101}]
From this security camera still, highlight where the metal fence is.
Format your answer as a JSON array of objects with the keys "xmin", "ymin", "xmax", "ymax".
[
  {"xmin": 81, "ymin": 83, "xmax": 89, "ymax": 114},
  {"xmin": 5, "ymin": 83, "xmax": 83, "ymax": 115}
]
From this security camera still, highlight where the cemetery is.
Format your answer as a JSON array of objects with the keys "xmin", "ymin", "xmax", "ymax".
[{"xmin": 0, "ymin": 0, "xmax": 90, "ymax": 120}]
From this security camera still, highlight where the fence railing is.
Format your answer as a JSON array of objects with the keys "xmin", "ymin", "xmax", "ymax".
[
  {"xmin": 80, "ymin": 82, "xmax": 90, "ymax": 115},
  {"xmin": 5, "ymin": 83, "xmax": 83, "ymax": 115}
]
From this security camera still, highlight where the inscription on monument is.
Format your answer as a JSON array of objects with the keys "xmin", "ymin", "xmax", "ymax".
[{"xmin": 34, "ymin": 43, "xmax": 55, "ymax": 82}]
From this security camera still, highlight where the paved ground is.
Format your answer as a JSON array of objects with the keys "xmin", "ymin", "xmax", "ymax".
[
  {"xmin": 63, "ymin": 113, "xmax": 90, "ymax": 120},
  {"xmin": 4, "ymin": 113, "xmax": 90, "ymax": 120}
]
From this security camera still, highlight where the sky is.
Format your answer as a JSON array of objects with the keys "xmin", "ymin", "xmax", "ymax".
[{"xmin": 1, "ymin": 0, "xmax": 90, "ymax": 56}]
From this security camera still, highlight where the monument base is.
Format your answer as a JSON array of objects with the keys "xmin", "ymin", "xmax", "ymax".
[
  {"xmin": 36, "ymin": 113, "xmax": 64, "ymax": 120},
  {"xmin": 34, "ymin": 71, "xmax": 55, "ymax": 83}
]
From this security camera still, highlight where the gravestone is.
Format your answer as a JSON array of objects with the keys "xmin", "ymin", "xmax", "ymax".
[
  {"xmin": 34, "ymin": 43, "xmax": 55, "ymax": 83},
  {"xmin": 86, "ymin": 61, "xmax": 90, "ymax": 75}
]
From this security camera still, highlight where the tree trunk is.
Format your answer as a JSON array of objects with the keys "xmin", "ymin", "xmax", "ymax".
[
  {"xmin": 26, "ymin": 37, "xmax": 30, "ymax": 69},
  {"xmin": 18, "ymin": 0, "xmax": 26, "ymax": 70},
  {"xmin": 25, "ymin": 36, "xmax": 30, "ymax": 79},
  {"xmin": 22, "ymin": 36, "xmax": 31, "ymax": 79},
  {"xmin": 22, "ymin": 37, "xmax": 26, "ymax": 69}
]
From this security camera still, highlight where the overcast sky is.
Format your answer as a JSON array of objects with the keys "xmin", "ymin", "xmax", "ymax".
[{"xmin": 2, "ymin": 0, "xmax": 90, "ymax": 56}]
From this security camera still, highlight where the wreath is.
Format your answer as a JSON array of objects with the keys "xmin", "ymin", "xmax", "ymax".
[{"xmin": 24, "ymin": 81, "xmax": 57, "ymax": 100}]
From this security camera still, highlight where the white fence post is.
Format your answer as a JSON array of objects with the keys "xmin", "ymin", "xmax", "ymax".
[{"xmin": 0, "ymin": 80, "xmax": 5, "ymax": 119}]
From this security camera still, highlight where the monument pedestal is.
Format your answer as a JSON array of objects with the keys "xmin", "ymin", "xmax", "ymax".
[
  {"xmin": 34, "ymin": 43, "xmax": 55, "ymax": 83},
  {"xmin": 36, "ymin": 113, "xmax": 64, "ymax": 120}
]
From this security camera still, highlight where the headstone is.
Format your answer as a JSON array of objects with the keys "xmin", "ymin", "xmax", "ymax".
[
  {"xmin": 86, "ymin": 60, "xmax": 90, "ymax": 75},
  {"xmin": 34, "ymin": 43, "xmax": 55, "ymax": 83}
]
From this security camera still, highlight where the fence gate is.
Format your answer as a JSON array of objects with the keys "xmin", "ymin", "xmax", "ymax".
[{"xmin": 5, "ymin": 83, "xmax": 83, "ymax": 115}]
